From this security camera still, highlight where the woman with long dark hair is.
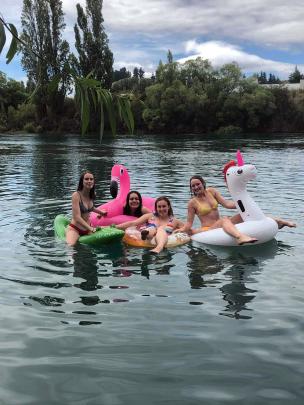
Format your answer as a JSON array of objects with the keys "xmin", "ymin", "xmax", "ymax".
[
  {"xmin": 123, "ymin": 190, "xmax": 151, "ymax": 217},
  {"xmin": 66, "ymin": 171, "xmax": 107, "ymax": 246}
]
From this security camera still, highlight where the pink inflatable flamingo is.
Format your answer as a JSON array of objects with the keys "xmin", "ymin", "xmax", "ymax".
[{"xmin": 90, "ymin": 164, "xmax": 155, "ymax": 226}]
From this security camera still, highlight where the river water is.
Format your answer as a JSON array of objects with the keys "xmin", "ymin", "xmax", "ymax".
[{"xmin": 0, "ymin": 133, "xmax": 303, "ymax": 404}]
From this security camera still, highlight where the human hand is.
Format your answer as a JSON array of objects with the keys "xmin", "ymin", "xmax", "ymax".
[
  {"xmin": 97, "ymin": 210, "xmax": 107, "ymax": 219},
  {"xmin": 173, "ymin": 228, "xmax": 183, "ymax": 234}
]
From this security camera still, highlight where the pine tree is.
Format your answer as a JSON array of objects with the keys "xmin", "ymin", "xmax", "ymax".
[
  {"xmin": 133, "ymin": 67, "xmax": 139, "ymax": 78},
  {"xmin": 288, "ymin": 66, "xmax": 301, "ymax": 83}
]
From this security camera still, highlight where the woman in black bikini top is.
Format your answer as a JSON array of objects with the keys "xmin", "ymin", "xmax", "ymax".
[{"xmin": 66, "ymin": 171, "xmax": 107, "ymax": 246}]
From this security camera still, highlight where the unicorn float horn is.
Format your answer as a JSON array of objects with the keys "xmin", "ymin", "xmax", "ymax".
[{"xmin": 236, "ymin": 150, "xmax": 244, "ymax": 166}]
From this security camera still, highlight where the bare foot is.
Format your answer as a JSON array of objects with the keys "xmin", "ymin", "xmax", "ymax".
[
  {"xmin": 237, "ymin": 236, "xmax": 258, "ymax": 246},
  {"xmin": 150, "ymin": 248, "xmax": 162, "ymax": 254},
  {"xmin": 277, "ymin": 220, "xmax": 297, "ymax": 229}
]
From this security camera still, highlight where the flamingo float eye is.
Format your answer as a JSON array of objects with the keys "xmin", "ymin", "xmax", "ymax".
[
  {"xmin": 237, "ymin": 169, "xmax": 243, "ymax": 175},
  {"xmin": 120, "ymin": 168, "xmax": 124, "ymax": 175}
]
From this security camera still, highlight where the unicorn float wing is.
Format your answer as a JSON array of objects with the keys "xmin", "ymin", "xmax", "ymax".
[
  {"xmin": 191, "ymin": 151, "xmax": 278, "ymax": 246},
  {"xmin": 90, "ymin": 164, "xmax": 155, "ymax": 226}
]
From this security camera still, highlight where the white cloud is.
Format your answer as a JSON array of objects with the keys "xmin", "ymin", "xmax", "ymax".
[
  {"xmin": 102, "ymin": 0, "xmax": 304, "ymax": 47},
  {"xmin": 1, "ymin": 0, "xmax": 304, "ymax": 80},
  {"xmin": 179, "ymin": 40, "xmax": 304, "ymax": 78}
]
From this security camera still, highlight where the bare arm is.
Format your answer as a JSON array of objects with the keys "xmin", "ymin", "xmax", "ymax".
[
  {"xmin": 71, "ymin": 193, "xmax": 94, "ymax": 231},
  {"xmin": 116, "ymin": 213, "xmax": 152, "ymax": 230},
  {"xmin": 211, "ymin": 187, "xmax": 236, "ymax": 209},
  {"xmin": 174, "ymin": 200, "xmax": 195, "ymax": 233},
  {"xmin": 173, "ymin": 218, "xmax": 185, "ymax": 230},
  {"xmin": 141, "ymin": 206, "xmax": 152, "ymax": 214},
  {"xmin": 92, "ymin": 207, "xmax": 107, "ymax": 217}
]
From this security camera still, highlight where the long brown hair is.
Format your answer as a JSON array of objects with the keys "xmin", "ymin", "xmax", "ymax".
[{"xmin": 77, "ymin": 171, "xmax": 96, "ymax": 200}]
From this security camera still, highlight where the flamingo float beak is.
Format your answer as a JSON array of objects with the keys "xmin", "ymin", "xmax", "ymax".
[
  {"xmin": 110, "ymin": 179, "xmax": 118, "ymax": 198},
  {"xmin": 236, "ymin": 150, "xmax": 244, "ymax": 166}
]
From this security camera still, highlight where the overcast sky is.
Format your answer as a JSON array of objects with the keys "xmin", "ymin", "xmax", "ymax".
[{"xmin": 1, "ymin": 0, "xmax": 304, "ymax": 81}]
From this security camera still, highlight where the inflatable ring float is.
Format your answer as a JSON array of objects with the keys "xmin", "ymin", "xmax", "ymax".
[
  {"xmin": 54, "ymin": 215, "xmax": 124, "ymax": 246},
  {"xmin": 123, "ymin": 228, "xmax": 191, "ymax": 248}
]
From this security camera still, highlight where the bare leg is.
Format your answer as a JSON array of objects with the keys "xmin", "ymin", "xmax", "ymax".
[
  {"xmin": 272, "ymin": 217, "xmax": 296, "ymax": 229},
  {"xmin": 150, "ymin": 227, "xmax": 168, "ymax": 254},
  {"xmin": 66, "ymin": 227, "xmax": 80, "ymax": 246},
  {"xmin": 221, "ymin": 217, "xmax": 258, "ymax": 245}
]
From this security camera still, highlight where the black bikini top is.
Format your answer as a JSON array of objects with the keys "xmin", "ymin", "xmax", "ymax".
[{"xmin": 78, "ymin": 192, "xmax": 94, "ymax": 214}]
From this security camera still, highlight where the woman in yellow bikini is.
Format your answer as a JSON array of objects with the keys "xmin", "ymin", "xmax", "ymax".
[
  {"xmin": 176, "ymin": 175, "xmax": 296, "ymax": 245},
  {"xmin": 176, "ymin": 175, "xmax": 259, "ymax": 245}
]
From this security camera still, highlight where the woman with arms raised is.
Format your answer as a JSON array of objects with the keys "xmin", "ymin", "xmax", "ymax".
[{"xmin": 66, "ymin": 171, "xmax": 107, "ymax": 246}]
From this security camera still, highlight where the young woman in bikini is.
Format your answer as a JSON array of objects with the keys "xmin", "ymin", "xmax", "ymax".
[
  {"xmin": 176, "ymin": 175, "xmax": 296, "ymax": 245},
  {"xmin": 66, "ymin": 171, "xmax": 107, "ymax": 246},
  {"xmin": 116, "ymin": 196, "xmax": 184, "ymax": 254}
]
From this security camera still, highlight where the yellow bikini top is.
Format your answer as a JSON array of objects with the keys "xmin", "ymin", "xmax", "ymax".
[{"xmin": 194, "ymin": 190, "xmax": 218, "ymax": 216}]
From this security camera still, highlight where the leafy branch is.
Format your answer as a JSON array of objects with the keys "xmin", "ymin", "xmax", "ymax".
[{"xmin": 0, "ymin": 13, "xmax": 134, "ymax": 138}]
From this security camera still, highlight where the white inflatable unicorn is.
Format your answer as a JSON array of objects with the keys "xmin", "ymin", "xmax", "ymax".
[{"xmin": 191, "ymin": 151, "xmax": 279, "ymax": 246}]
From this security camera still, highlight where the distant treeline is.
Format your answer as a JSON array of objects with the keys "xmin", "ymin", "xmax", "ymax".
[
  {"xmin": 1, "ymin": 56, "xmax": 304, "ymax": 135},
  {"xmin": 0, "ymin": 0, "xmax": 304, "ymax": 136}
]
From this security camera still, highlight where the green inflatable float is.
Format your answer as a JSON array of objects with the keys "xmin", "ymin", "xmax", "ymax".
[{"xmin": 54, "ymin": 215, "xmax": 124, "ymax": 246}]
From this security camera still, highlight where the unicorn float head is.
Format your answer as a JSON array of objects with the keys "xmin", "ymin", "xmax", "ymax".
[
  {"xmin": 222, "ymin": 150, "xmax": 265, "ymax": 222},
  {"xmin": 192, "ymin": 150, "xmax": 278, "ymax": 246}
]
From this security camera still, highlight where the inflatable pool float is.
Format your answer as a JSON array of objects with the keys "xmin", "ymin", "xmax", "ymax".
[
  {"xmin": 90, "ymin": 164, "xmax": 155, "ymax": 227},
  {"xmin": 54, "ymin": 215, "xmax": 124, "ymax": 246},
  {"xmin": 191, "ymin": 151, "xmax": 279, "ymax": 246},
  {"xmin": 123, "ymin": 227, "xmax": 191, "ymax": 248}
]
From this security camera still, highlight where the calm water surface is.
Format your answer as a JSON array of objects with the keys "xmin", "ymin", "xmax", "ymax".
[{"xmin": 0, "ymin": 133, "xmax": 303, "ymax": 404}]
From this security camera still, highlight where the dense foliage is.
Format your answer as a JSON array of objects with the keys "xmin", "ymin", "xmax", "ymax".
[
  {"xmin": 0, "ymin": 5, "xmax": 304, "ymax": 136},
  {"xmin": 111, "ymin": 53, "xmax": 304, "ymax": 134},
  {"xmin": 0, "ymin": 1, "xmax": 134, "ymax": 138}
]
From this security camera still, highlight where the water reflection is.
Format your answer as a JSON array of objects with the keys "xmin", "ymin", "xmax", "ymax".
[
  {"xmin": 186, "ymin": 244, "xmax": 224, "ymax": 290},
  {"xmin": 116, "ymin": 247, "xmax": 176, "ymax": 279},
  {"xmin": 217, "ymin": 240, "xmax": 287, "ymax": 320},
  {"xmin": 187, "ymin": 239, "xmax": 291, "ymax": 319},
  {"xmin": 71, "ymin": 244, "xmax": 100, "ymax": 291}
]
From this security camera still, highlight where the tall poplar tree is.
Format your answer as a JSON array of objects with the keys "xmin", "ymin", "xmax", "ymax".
[
  {"xmin": 74, "ymin": 0, "xmax": 113, "ymax": 89},
  {"xmin": 20, "ymin": 0, "xmax": 70, "ymax": 119}
]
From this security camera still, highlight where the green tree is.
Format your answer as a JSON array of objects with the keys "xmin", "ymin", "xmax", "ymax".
[
  {"xmin": 20, "ymin": 0, "xmax": 71, "ymax": 120},
  {"xmin": 179, "ymin": 57, "xmax": 213, "ymax": 87},
  {"xmin": 258, "ymin": 71, "xmax": 267, "ymax": 84},
  {"xmin": 288, "ymin": 66, "xmax": 303, "ymax": 83},
  {"xmin": 113, "ymin": 67, "xmax": 131, "ymax": 82},
  {"xmin": 74, "ymin": 0, "xmax": 113, "ymax": 89},
  {"xmin": 156, "ymin": 50, "xmax": 178, "ymax": 85},
  {"xmin": 0, "ymin": 13, "xmax": 134, "ymax": 138}
]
